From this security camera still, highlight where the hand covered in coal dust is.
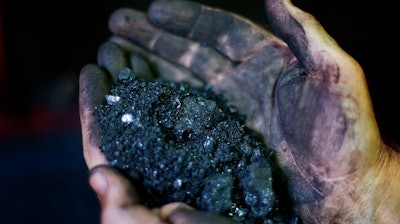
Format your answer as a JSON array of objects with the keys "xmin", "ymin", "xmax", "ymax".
[
  {"xmin": 80, "ymin": 0, "xmax": 400, "ymax": 223},
  {"xmin": 86, "ymin": 165, "xmax": 237, "ymax": 224}
]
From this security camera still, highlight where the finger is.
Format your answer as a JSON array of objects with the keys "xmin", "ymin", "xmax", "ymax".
[
  {"xmin": 148, "ymin": 0, "xmax": 287, "ymax": 62},
  {"xmin": 89, "ymin": 165, "xmax": 166, "ymax": 224},
  {"xmin": 108, "ymin": 9, "xmax": 233, "ymax": 84},
  {"xmin": 98, "ymin": 37, "xmax": 192, "ymax": 83},
  {"xmin": 79, "ymin": 64, "xmax": 110, "ymax": 169},
  {"xmin": 264, "ymin": 1, "xmax": 379, "ymax": 145},
  {"xmin": 98, "ymin": 39, "xmax": 157, "ymax": 81},
  {"xmin": 159, "ymin": 202, "xmax": 195, "ymax": 220},
  {"xmin": 265, "ymin": 0, "xmax": 364, "ymax": 82},
  {"xmin": 265, "ymin": 0, "xmax": 380, "ymax": 149},
  {"xmin": 97, "ymin": 41, "xmax": 129, "ymax": 82},
  {"xmin": 264, "ymin": 1, "xmax": 389, "ymax": 222},
  {"xmin": 110, "ymin": 36, "xmax": 204, "ymax": 87},
  {"xmin": 129, "ymin": 52, "xmax": 155, "ymax": 81},
  {"xmin": 160, "ymin": 202, "xmax": 238, "ymax": 224}
]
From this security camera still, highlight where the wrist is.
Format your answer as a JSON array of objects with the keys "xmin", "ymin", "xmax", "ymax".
[
  {"xmin": 295, "ymin": 144, "xmax": 400, "ymax": 223},
  {"xmin": 364, "ymin": 144, "xmax": 400, "ymax": 223}
]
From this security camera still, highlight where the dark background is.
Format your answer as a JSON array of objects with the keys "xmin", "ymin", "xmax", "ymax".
[{"xmin": 0, "ymin": 0, "xmax": 398, "ymax": 223}]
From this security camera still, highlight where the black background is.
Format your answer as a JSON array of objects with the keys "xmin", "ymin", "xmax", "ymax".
[{"xmin": 0, "ymin": 0, "xmax": 399, "ymax": 223}]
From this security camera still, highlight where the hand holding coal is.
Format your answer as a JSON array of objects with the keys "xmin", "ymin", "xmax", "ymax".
[
  {"xmin": 80, "ymin": 0, "xmax": 400, "ymax": 223},
  {"xmin": 94, "ymin": 67, "xmax": 290, "ymax": 223}
]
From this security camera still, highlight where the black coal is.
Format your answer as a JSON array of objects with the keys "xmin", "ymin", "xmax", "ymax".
[{"xmin": 94, "ymin": 68, "xmax": 293, "ymax": 223}]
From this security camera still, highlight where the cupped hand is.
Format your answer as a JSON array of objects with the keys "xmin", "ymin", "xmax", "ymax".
[
  {"xmin": 87, "ymin": 165, "xmax": 237, "ymax": 224},
  {"xmin": 80, "ymin": 0, "xmax": 400, "ymax": 223}
]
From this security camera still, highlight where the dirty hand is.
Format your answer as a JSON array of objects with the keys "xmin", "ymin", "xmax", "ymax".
[{"xmin": 79, "ymin": 0, "xmax": 400, "ymax": 223}]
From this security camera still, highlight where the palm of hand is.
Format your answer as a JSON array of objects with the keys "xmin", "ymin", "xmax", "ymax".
[{"xmin": 80, "ymin": 0, "xmax": 400, "ymax": 223}]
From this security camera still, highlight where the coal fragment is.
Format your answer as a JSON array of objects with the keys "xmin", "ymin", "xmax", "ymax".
[{"xmin": 94, "ymin": 68, "xmax": 292, "ymax": 223}]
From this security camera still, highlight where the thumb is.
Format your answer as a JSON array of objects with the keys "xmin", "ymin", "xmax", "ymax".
[{"xmin": 88, "ymin": 165, "xmax": 165, "ymax": 224}]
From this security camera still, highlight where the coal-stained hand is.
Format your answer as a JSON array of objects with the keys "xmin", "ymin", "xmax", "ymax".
[
  {"xmin": 79, "ymin": 0, "xmax": 400, "ymax": 223},
  {"xmin": 87, "ymin": 165, "xmax": 237, "ymax": 224}
]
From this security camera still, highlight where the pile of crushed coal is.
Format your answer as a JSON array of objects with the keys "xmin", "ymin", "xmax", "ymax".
[{"xmin": 94, "ymin": 68, "xmax": 292, "ymax": 223}]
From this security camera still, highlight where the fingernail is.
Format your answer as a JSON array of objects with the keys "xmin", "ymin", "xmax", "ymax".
[
  {"xmin": 89, "ymin": 168, "xmax": 109, "ymax": 199},
  {"xmin": 160, "ymin": 202, "xmax": 195, "ymax": 220}
]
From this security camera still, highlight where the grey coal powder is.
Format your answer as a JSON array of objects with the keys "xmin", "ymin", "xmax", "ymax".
[{"xmin": 94, "ymin": 68, "xmax": 294, "ymax": 223}]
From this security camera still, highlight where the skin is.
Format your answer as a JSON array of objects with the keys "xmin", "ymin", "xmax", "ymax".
[{"xmin": 79, "ymin": 0, "xmax": 400, "ymax": 223}]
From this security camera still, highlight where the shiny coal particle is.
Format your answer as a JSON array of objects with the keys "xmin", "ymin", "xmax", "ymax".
[{"xmin": 94, "ymin": 68, "xmax": 293, "ymax": 223}]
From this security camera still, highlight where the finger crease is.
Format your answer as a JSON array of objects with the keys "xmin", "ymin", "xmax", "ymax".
[
  {"xmin": 178, "ymin": 43, "xmax": 200, "ymax": 68},
  {"xmin": 149, "ymin": 31, "xmax": 162, "ymax": 50}
]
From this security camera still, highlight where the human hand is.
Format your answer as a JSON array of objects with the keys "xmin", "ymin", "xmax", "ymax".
[
  {"xmin": 87, "ymin": 165, "xmax": 238, "ymax": 224},
  {"xmin": 78, "ymin": 2, "xmax": 249, "ymax": 223},
  {"xmin": 80, "ymin": 0, "xmax": 400, "ymax": 223},
  {"xmin": 79, "ymin": 46, "xmax": 241, "ymax": 224}
]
